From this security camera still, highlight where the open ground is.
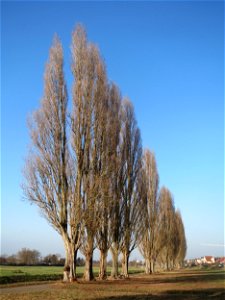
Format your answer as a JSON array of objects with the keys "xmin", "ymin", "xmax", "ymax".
[{"xmin": 0, "ymin": 267, "xmax": 224, "ymax": 299}]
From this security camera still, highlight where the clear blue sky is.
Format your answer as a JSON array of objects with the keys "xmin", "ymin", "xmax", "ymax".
[{"xmin": 1, "ymin": 1, "xmax": 224, "ymax": 260}]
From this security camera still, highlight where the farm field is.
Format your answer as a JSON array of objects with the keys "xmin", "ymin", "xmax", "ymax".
[{"xmin": 0, "ymin": 267, "xmax": 224, "ymax": 299}]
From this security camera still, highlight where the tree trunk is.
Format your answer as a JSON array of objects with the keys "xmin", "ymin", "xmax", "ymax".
[
  {"xmin": 166, "ymin": 254, "xmax": 169, "ymax": 271},
  {"xmin": 62, "ymin": 235, "xmax": 71, "ymax": 282},
  {"xmin": 121, "ymin": 253, "xmax": 125, "ymax": 276},
  {"xmin": 69, "ymin": 248, "xmax": 78, "ymax": 281},
  {"xmin": 83, "ymin": 253, "xmax": 94, "ymax": 281},
  {"xmin": 145, "ymin": 257, "xmax": 151, "ymax": 274},
  {"xmin": 64, "ymin": 242, "xmax": 70, "ymax": 269},
  {"xmin": 150, "ymin": 259, "xmax": 155, "ymax": 274},
  {"xmin": 121, "ymin": 251, "xmax": 129, "ymax": 278},
  {"xmin": 110, "ymin": 244, "xmax": 119, "ymax": 278},
  {"xmin": 99, "ymin": 250, "xmax": 107, "ymax": 280},
  {"xmin": 62, "ymin": 233, "xmax": 78, "ymax": 282},
  {"xmin": 152, "ymin": 260, "xmax": 155, "ymax": 273}
]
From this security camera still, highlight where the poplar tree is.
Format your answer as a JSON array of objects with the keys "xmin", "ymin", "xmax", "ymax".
[
  {"xmin": 23, "ymin": 23, "xmax": 187, "ymax": 281},
  {"xmin": 92, "ymin": 53, "xmax": 111, "ymax": 280},
  {"xmin": 175, "ymin": 210, "xmax": 187, "ymax": 267},
  {"xmin": 23, "ymin": 37, "xmax": 78, "ymax": 280},
  {"xmin": 108, "ymin": 84, "xmax": 123, "ymax": 278},
  {"xmin": 157, "ymin": 187, "xmax": 177, "ymax": 270},
  {"xmin": 120, "ymin": 99, "xmax": 142, "ymax": 278},
  {"xmin": 139, "ymin": 149, "xmax": 159, "ymax": 274},
  {"xmin": 71, "ymin": 25, "xmax": 99, "ymax": 281}
]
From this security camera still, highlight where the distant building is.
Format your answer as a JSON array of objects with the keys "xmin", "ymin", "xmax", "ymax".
[
  {"xmin": 216, "ymin": 257, "xmax": 225, "ymax": 265},
  {"xmin": 201, "ymin": 256, "xmax": 215, "ymax": 264},
  {"xmin": 195, "ymin": 258, "xmax": 202, "ymax": 265},
  {"xmin": 186, "ymin": 259, "xmax": 196, "ymax": 267}
]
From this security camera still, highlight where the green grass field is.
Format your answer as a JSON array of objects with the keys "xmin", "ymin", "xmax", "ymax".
[
  {"xmin": 0, "ymin": 265, "xmax": 143, "ymax": 284},
  {"xmin": 0, "ymin": 265, "xmax": 63, "ymax": 277},
  {"xmin": 0, "ymin": 265, "xmax": 63, "ymax": 284}
]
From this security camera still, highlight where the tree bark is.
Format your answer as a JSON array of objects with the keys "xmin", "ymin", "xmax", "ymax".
[
  {"xmin": 110, "ymin": 244, "xmax": 119, "ymax": 278},
  {"xmin": 62, "ymin": 235, "xmax": 71, "ymax": 282},
  {"xmin": 64, "ymin": 242, "xmax": 70, "ymax": 269},
  {"xmin": 99, "ymin": 250, "xmax": 107, "ymax": 280},
  {"xmin": 83, "ymin": 253, "xmax": 94, "ymax": 281},
  {"xmin": 151, "ymin": 260, "xmax": 155, "ymax": 273},
  {"xmin": 145, "ymin": 257, "xmax": 151, "ymax": 274},
  {"xmin": 166, "ymin": 255, "xmax": 169, "ymax": 271},
  {"xmin": 69, "ymin": 248, "xmax": 78, "ymax": 281},
  {"xmin": 62, "ymin": 234, "xmax": 77, "ymax": 282},
  {"xmin": 121, "ymin": 251, "xmax": 129, "ymax": 278}
]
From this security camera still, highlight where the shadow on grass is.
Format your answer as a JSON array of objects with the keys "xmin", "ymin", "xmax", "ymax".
[
  {"xmin": 147, "ymin": 272, "xmax": 225, "ymax": 285},
  {"xmin": 100, "ymin": 288, "xmax": 225, "ymax": 299},
  {"xmin": 76, "ymin": 271, "xmax": 225, "ymax": 286}
]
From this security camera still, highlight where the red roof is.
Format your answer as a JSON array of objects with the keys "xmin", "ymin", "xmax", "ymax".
[{"xmin": 204, "ymin": 256, "xmax": 213, "ymax": 261}]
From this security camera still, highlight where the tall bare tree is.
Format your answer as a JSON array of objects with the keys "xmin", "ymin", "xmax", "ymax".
[
  {"xmin": 23, "ymin": 23, "xmax": 186, "ymax": 282},
  {"xmin": 175, "ymin": 210, "xmax": 187, "ymax": 268},
  {"xmin": 92, "ymin": 53, "xmax": 112, "ymax": 280},
  {"xmin": 71, "ymin": 25, "xmax": 108, "ymax": 281},
  {"xmin": 120, "ymin": 99, "xmax": 142, "ymax": 278},
  {"xmin": 139, "ymin": 149, "xmax": 159, "ymax": 274},
  {"xmin": 108, "ymin": 84, "xmax": 123, "ymax": 278},
  {"xmin": 22, "ymin": 37, "xmax": 78, "ymax": 280},
  {"xmin": 71, "ymin": 24, "xmax": 92, "ymax": 281},
  {"xmin": 157, "ymin": 187, "xmax": 177, "ymax": 270}
]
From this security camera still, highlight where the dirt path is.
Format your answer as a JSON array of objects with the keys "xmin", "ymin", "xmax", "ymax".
[{"xmin": 0, "ymin": 282, "xmax": 57, "ymax": 294}]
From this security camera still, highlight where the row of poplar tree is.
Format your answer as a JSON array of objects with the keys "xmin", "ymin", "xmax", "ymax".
[{"xmin": 23, "ymin": 25, "xmax": 186, "ymax": 282}]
